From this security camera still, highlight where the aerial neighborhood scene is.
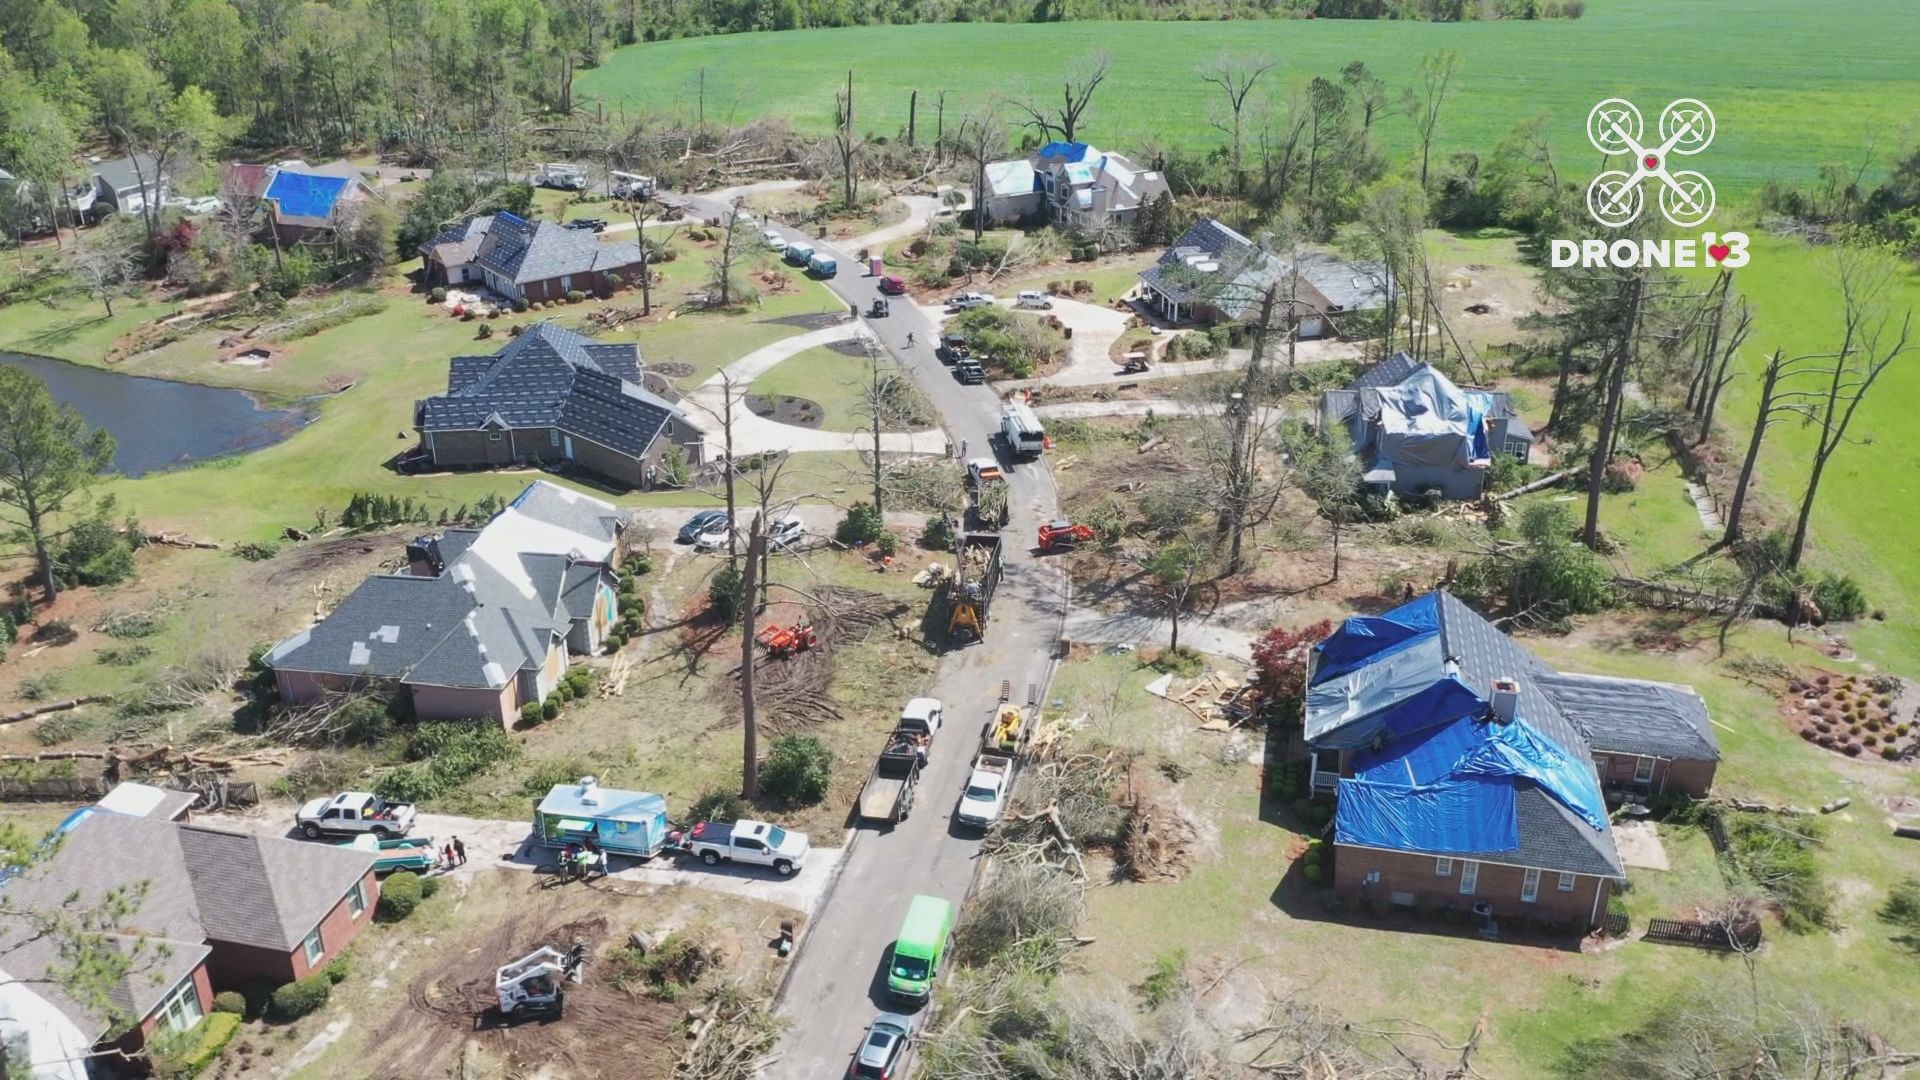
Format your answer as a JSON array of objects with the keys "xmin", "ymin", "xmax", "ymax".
[{"xmin": 2, "ymin": 0, "xmax": 1919, "ymax": 1076}]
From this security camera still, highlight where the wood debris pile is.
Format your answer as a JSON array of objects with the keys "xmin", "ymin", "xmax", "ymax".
[{"xmin": 1164, "ymin": 670, "xmax": 1259, "ymax": 731}]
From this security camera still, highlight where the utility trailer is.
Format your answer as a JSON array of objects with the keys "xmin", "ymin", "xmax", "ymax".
[
  {"xmin": 856, "ymin": 737, "xmax": 924, "ymax": 825},
  {"xmin": 930, "ymin": 533, "xmax": 1003, "ymax": 645}
]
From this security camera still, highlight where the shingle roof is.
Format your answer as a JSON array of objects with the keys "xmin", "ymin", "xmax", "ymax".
[
  {"xmin": 0, "ymin": 813, "xmax": 371, "ymax": 1036},
  {"xmin": 1536, "ymin": 673, "xmax": 1721, "ymax": 762},
  {"xmin": 268, "ymin": 482, "xmax": 625, "ymax": 689},
  {"xmin": 469, "ymin": 212, "xmax": 643, "ymax": 285},
  {"xmin": 1140, "ymin": 219, "xmax": 1388, "ymax": 319},
  {"xmin": 94, "ymin": 154, "xmax": 162, "ymax": 192},
  {"xmin": 1321, "ymin": 355, "xmax": 1521, "ymax": 429},
  {"xmin": 422, "ymin": 215, "xmax": 494, "ymax": 266},
  {"xmin": 417, "ymin": 322, "xmax": 680, "ymax": 459}
]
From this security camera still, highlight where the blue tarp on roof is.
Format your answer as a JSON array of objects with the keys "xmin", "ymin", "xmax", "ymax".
[
  {"xmin": 1336, "ymin": 712, "xmax": 1609, "ymax": 854},
  {"xmin": 264, "ymin": 170, "xmax": 349, "ymax": 219},
  {"xmin": 1035, "ymin": 141, "xmax": 1091, "ymax": 162},
  {"xmin": 1312, "ymin": 592, "xmax": 1439, "ymax": 686}
]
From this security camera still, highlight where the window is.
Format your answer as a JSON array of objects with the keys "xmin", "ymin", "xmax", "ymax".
[
  {"xmin": 560, "ymin": 275, "xmax": 573, "ymax": 293},
  {"xmin": 302, "ymin": 927, "xmax": 325, "ymax": 967},
  {"xmin": 1521, "ymin": 867, "xmax": 1541, "ymax": 903},
  {"xmin": 488, "ymin": 432, "xmax": 503, "ymax": 442},
  {"xmin": 156, "ymin": 974, "xmax": 203, "ymax": 1034},
  {"xmin": 1504, "ymin": 437, "xmax": 1529, "ymax": 460},
  {"xmin": 1633, "ymin": 757, "xmax": 1657, "ymax": 784},
  {"xmin": 550, "ymin": 429, "xmax": 561, "ymax": 447},
  {"xmin": 1557, "ymin": 871, "xmax": 1577, "ymax": 892},
  {"xmin": 664, "ymin": 420, "xmax": 675, "ymax": 437},
  {"xmin": 1434, "ymin": 858, "xmax": 1453, "ymax": 877},
  {"xmin": 348, "ymin": 880, "xmax": 367, "ymax": 919},
  {"xmin": 1458, "ymin": 860, "xmax": 1479, "ymax": 896}
]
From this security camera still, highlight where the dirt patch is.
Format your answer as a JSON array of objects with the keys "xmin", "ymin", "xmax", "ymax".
[
  {"xmin": 263, "ymin": 531, "xmax": 407, "ymax": 591},
  {"xmin": 715, "ymin": 586, "xmax": 911, "ymax": 732},
  {"xmin": 1781, "ymin": 669, "xmax": 1919, "ymax": 765},
  {"xmin": 758, "ymin": 312, "xmax": 846, "ymax": 330},
  {"xmin": 651, "ymin": 361, "xmax": 696, "ymax": 380},
  {"xmin": 754, "ymin": 269, "xmax": 796, "ymax": 296},
  {"xmin": 1121, "ymin": 770, "xmax": 1199, "ymax": 882},
  {"xmin": 744, "ymin": 393, "xmax": 823, "ymax": 428}
]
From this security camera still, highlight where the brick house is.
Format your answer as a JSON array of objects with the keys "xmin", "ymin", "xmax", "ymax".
[
  {"xmin": 1537, "ymin": 672, "xmax": 1720, "ymax": 798},
  {"xmin": 414, "ymin": 322, "xmax": 705, "ymax": 490},
  {"xmin": 418, "ymin": 212, "xmax": 644, "ymax": 303},
  {"xmin": 0, "ymin": 810, "xmax": 376, "ymax": 1075},
  {"xmin": 1305, "ymin": 591, "xmax": 1627, "ymax": 932},
  {"xmin": 265, "ymin": 481, "xmax": 627, "ymax": 726}
]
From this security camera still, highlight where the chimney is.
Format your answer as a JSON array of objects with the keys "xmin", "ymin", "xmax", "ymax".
[
  {"xmin": 577, "ymin": 776, "xmax": 600, "ymax": 805},
  {"xmin": 1490, "ymin": 677, "xmax": 1520, "ymax": 724}
]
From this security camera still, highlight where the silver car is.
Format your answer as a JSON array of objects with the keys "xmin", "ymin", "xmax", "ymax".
[{"xmin": 849, "ymin": 1013, "xmax": 914, "ymax": 1079}]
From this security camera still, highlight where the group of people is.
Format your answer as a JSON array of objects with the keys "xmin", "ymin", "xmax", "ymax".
[
  {"xmin": 438, "ymin": 836, "xmax": 467, "ymax": 871},
  {"xmin": 559, "ymin": 837, "xmax": 607, "ymax": 881}
]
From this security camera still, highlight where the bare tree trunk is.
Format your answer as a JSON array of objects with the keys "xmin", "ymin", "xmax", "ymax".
[
  {"xmin": 1583, "ymin": 276, "xmax": 1642, "ymax": 549},
  {"xmin": 740, "ymin": 515, "xmax": 762, "ymax": 800},
  {"xmin": 907, "ymin": 90, "xmax": 916, "ymax": 148},
  {"xmin": 1724, "ymin": 349, "xmax": 1784, "ymax": 545},
  {"xmin": 721, "ymin": 376, "xmax": 739, "ymax": 565}
]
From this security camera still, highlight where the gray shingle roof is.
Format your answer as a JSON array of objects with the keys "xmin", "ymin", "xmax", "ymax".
[
  {"xmin": 1321, "ymin": 355, "xmax": 1521, "ymax": 426},
  {"xmin": 418, "ymin": 322, "xmax": 680, "ymax": 459},
  {"xmin": 94, "ymin": 153, "xmax": 163, "ymax": 193},
  {"xmin": 1536, "ymin": 673, "xmax": 1721, "ymax": 762},
  {"xmin": 470, "ymin": 213, "xmax": 644, "ymax": 285},
  {"xmin": 508, "ymin": 481, "xmax": 628, "ymax": 547},
  {"xmin": 1140, "ymin": 219, "xmax": 1389, "ymax": 320},
  {"xmin": 0, "ymin": 813, "xmax": 371, "ymax": 1036}
]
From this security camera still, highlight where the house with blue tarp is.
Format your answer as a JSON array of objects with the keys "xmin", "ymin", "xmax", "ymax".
[
  {"xmin": 1318, "ymin": 353, "xmax": 1533, "ymax": 501},
  {"xmin": 224, "ymin": 159, "xmax": 379, "ymax": 238},
  {"xmin": 1303, "ymin": 591, "xmax": 1715, "ymax": 932},
  {"xmin": 977, "ymin": 141, "xmax": 1169, "ymax": 232}
]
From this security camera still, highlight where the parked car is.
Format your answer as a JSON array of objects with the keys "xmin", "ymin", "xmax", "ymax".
[
  {"xmin": 338, "ymin": 834, "xmax": 437, "ymax": 874},
  {"xmin": 677, "ymin": 509, "xmax": 730, "ymax": 544},
  {"xmin": 1015, "ymin": 290, "xmax": 1054, "ymax": 310},
  {"xmin": 681, "ymin": 819, "xmax": 810, "ymax": 876},
  {"xmin": 936, "ymin": 333, "xmax": 969, "ymax": 365},
  {"xmin": 564, "ymin": 218, "xmax": 608, "ymax": 232},
  {"xmin": 611, "ymin": 171, "xmax": 655, "ymax": 200},
  {"xmin": 898, "ymin": 697, "xmax": 944, "ymax": 741},
  {"xmin": 808, "ymin": 253, "xmax": 839, "ymax": 278},
  {"xmin": 763, "ymin": 228, "xmax": 787, "ymax": 252},
  {"xmin": 783, "ymin": 242, "xmax": 816, "ymax": 267},
  {"xmin": 296, "ymin": 792, "xmax": 416, "ymax": 839},
  {"xmin": 946, "ymin": 292, "xmax": 994, "ymax": 311},
  {"xmin": 878, "ymin": 275, "xmax": 907, "ymax": 296},
  {"xmin": 953, "ymin": 358, "xmax": 985, "ymax": 384},
  {"xmin": 768, "ymin": 516, "xmax": 806, "ymax": 550},
  {"xmin": 956, "ymin": 755, "xmax": 1013, "ymax": 828},
  {"xmin": 849, "ymin": 1013, "xmax": 916, "ymax": 1079},
  {"xmin": 693, "ymin": 519, "xmax": 736, "ymax": 551}
]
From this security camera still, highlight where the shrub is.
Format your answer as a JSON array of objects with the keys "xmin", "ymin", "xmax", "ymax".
[
  {"xmin": 606, "ymin": 631, "xmax": 626, "ymax": 650},
  {"xmin": 151, "ymin": 1010, "xmax": 241, "ymax": 1077},
  {"xmin": 760, "ymin": 734, "xmax": 834, "ymax": 806},
  {"xmin": 322, "ymin": 957, "xmax": 350, "ymax": 984},
  {"xmin": 212, "ymin": 991, "xmax": 246, "ymax": 1015},
  {"xmin": 566, "ymin": 672, "xmax": 592, "ymax": 698},
  {"xmin": 922, "ymin": 514, "xmax": 955, "ymax": 551},
  {"xmin": 233, "ymin": 540, "xmax": 279, "ymax": 561},
  {"xmin": 477, "ymin": 322, "xmax": 494, "ymax": 339},
  {"xmin": 55, "ymin": 511, "xmax": 138, "ymax": 588},
  {"xmin": 520, "ymin": 702, "xmax": 542, "ymax": 726},
  {"xmin": 429, "ymin": 286, "xmax": 447, "ymax": 303},
  {"xmin": 875, "ymin": 531, "xmax": 898, "ymax": 558},
  {"xmin": 512, "ymin": 297, "xmax": 528, "ymax": 312},
  {"xmin": 834, "ymin": 501, "xmax": 885, "ymax": 545},
  {"xmin": 541, "ymin": 699, "xmax": 560, "ymax": 721},
  {"xmin": 1811, "ymin": 572, "xmax": 1868, "ymax": 623},
  {"xmin": 375, "ymin": 722, "xmax": 518, "ymax": 802},
  {"xmin": 268, "ymin": 974, "xmax": 331, "ymax": 1021},
  {"xmin": 1304, "ymin": 864, "xmax": 1325, "ymax": 884},
  {"xmin": 566, "ymin": 290, "xmax": 588, "ymax": 303},
  {"xmin": 687, "ymin": 788, "xmax": 748, "ymax": 824},
  {"xmin": 708, "ymin": 562, "xmax": 746, "ymax": 624},
  {"xmin": 376, "ymin": 871, "xmax": 424, "ymax": 921},
  {"xmin": 419, "ymin": 876, "xmax": 441, "ymax": 899}
]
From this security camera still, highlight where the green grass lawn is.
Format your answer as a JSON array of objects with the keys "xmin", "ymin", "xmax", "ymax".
[
  {"xmin": 998, "ymin": 253, "xmax": 1153, "ymax": 307},
  {"xmin": 748, "ymin": 344, "xmax": 873, "ymax": 430},
  {"xmin": 579, "ymin": 0, "xmax": 1919, "ymax": 199}
]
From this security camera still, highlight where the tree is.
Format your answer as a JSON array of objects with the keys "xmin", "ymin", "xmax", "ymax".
[
  {"xmin": 1343, "ymin": 178, "xmax": 1434, "ymax": 361},
  {"xmin": 117, "ymin": 84, "xmax": 228, "ymax": 244},
  {"xmin": 0, "ymin": 367, "xmax": 117, "ymax": 606},
  {"xmin": 707, "ymin": 198, "xmax": 754, "ymax": 308},
  {"xmin": 737, "ymin": 515, "xmax": 762, "ymax": 799},
  {"xmin": 1723, "ymin": 348, "xmax": 1788, "ymax": 545},
  {"xmin": 1404, "ymin": 49, "xmax": 1462, "ymax": 188},
  {"xmin": 832, "ymin": 70, "xmax": 861, "ymax": 209},
  {"xmin": 1683, "ymin": 269, "xmax": 1753, "ymax": 445},
  {"xmin": 1250, "ymin": 620, "xmax": 1336, "ymax": 724},
  {"xmin": 1198, "ymin": 51, "xmax": 1275, "ymax": 195},
  {"xmin": 1340, "ymin": 61, "xmax": 1394, "ymax": 138},
  {"xmin": 1287, "ymin": 426, "xmax": 1365, "ymax": 582},
  {"xmin": 854, "ymin": 338, "xmax": 920, "ymax": 518},
  {"xmin": 1781, "ymin": 247, "xmax": 1911, "ymax": 568},
  {"xmin": 1016, "ymin": 49, "xmax": 1110, "ymax": 144},
  {"xmin": 1142, "ymin": 537, "xmax": 1207, "ymax": 653},
  {"xmin": 66, "ymin": 227, "xmax": 138, "ymax": 315},
  {"xmin": 954, "ymin": 110, "xmax": 1006, "ymax": 243},
  {"xmin": 1131, "ymin": 192, "xmax": 1177, "ymax": 249}
]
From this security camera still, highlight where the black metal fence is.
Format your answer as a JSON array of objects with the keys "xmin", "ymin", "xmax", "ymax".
[{"xmin": 1643, "ymin": 916, "xmax": 1761, "ymax": 952}]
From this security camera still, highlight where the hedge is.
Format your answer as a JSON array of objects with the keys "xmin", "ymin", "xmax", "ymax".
[
  {"xmin": 377, "ymin": 870, "xmax": 423, "ymax": 921},
  {"xmin": 268, "ymin": 974, "xmax": 331, "ymax": 1021},
  {"xmin": 157, "ymin": 1011, "xmax": 241, "ymax": 1076},
  {"xmin": 211, "ymin": 991, "xmax": 246, "ymax": 1015}
]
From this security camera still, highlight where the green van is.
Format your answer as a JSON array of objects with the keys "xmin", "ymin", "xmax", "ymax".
[{"xmin": 887, "ymin": 894, "xmax": 955, "ymax": 1004}]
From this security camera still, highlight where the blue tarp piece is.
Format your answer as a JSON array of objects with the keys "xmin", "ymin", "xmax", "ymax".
[
  {"xmin": 1308, "ymin": 651, "xmax": 1485, "ymax": 748},
  {"xmin": 264, "ymin": 170, "xmax": 349, "ymax": 220},
  {"xmin": 1311, "ymin": 593, "xmax": 1439, "ymax": 686},
  {"xmin": 1336, "ymin": 773, "xmax": 1518, "ymax": 853},
  {"xmin": 1335, "ymin": 714, "xmax": 1606, "ymax": 854},
  {"xmin": 1036, "ymin": 141, "xmax": 1091, "ymax": 162},
  {"xmin": 1465, "ymin": 392, "xmax": 1491, "ymax": 461}
]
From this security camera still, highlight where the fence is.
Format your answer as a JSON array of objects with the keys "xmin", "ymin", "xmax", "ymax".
[{"xmin": 1643, "ymin": 917, "xmax": 1761, "ymax": 952}]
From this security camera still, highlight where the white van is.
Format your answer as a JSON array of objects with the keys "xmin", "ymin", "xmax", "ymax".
[
  {"xmin": 1000, "ymin": 403, "xmax": 1046, "ymax": 459},
  {"xmin": 762, "ymin": 228, "xmax": 787, "ymax": 252}
]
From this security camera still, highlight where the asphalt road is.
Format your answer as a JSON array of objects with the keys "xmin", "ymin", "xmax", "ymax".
[{"xmin": 706, "ymin": 203, "xmax": 1072, "ymax": 1078}]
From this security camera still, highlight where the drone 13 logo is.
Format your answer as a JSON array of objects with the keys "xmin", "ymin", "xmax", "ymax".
[{"xmin": 1549, "ymin": 96, "xmax": 1750, "ymax": 269}]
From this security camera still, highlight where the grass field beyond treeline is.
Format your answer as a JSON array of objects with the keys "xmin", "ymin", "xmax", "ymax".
[{"xmin": 579, "ymin": 0, "xmax": 1920, "ymax": 198}]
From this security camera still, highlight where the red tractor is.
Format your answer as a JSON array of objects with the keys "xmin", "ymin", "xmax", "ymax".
[
  {"xmin": 755, "ymin": 622, "xmax": 818, "ymax": 657},
  {"xmin": 1037, "ymin": 520, "xmax": 1094, "ymax": 552}
]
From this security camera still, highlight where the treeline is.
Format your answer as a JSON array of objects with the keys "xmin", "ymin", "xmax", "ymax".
[{"xmin": 1758, "ymin": 145, "xmax": 1920, "ymax": 264}]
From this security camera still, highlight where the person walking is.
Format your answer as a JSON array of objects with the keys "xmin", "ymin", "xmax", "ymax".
[{"xmin": 452, "ymin": 836, "xmax": 467, "ymax": 866}]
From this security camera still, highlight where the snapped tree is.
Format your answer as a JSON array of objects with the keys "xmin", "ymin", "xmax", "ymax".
[{"xmin": 0, "ymin": 367, "xmax": 117, "ymax": 607}]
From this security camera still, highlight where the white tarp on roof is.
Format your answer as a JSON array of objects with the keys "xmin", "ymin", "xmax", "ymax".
[
  {"xmin": 1366, "ymin": 365, "xmax": 1490, "ymax": 469},
  {"xmin": 0, "ymin": 973, "xmax": 92, "ymax": 1080}
]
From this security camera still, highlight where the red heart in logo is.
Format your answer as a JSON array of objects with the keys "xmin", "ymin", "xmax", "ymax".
[
  {"xmin": 1708, "ymin": 244, "xmax": 1731, "ymax": 262},
  {"xmin": 1643, "ymin": 154, "xmax": 1659, "ymax": 169}
]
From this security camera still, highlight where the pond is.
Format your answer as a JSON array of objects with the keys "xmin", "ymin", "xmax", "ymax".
[{"xmin": 0, "ymin": 350, "xmax": 309, "ymax": 478}]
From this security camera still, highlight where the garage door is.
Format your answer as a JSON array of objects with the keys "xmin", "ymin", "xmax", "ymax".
[{"xmin": 1297, "ymin": 315, "xmax": 1327, "ymax": 339}]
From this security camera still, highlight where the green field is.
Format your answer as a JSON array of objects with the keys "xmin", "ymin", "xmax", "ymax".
[{"xmin": 580, "ymin": 0, "xmax": 1919, "ymax": 197}]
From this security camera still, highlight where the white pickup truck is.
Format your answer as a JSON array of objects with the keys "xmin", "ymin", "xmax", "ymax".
[
  {"xmin": 956, "ymin": 753, "xmax": 1014, "ymax": 828},
  {"xmin": 682, "ymin": 819, "xmax": 811, "ymax": 876},
  {"xmin": 296, "ymin": 792, "xmax": 416, "ymax": 839}
]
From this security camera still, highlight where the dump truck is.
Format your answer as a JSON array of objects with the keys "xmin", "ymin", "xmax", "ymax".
[
  {"xmin": 966, "ymin": 458, "xmax": 1009, "ymax": 530},
  {"xmin": 856, "ymin": 736, "xmax": 924, "ymax": 825},
  {"xmin": 931, "ymin": 532, "xmax": 1003, "ymax": 645}
]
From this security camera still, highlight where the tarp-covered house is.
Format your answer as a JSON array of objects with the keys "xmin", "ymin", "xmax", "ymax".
[
  {"xmin": 1319, "ymin": 354, "xmax": 1533, "ymax": 500},
  {"xmin": 1138, "ymin": 218, "xmax": 1390, "ymax": 335}
]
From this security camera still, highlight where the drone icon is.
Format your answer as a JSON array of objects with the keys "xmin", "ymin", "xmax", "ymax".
[{"xmin": 1584, "ymin": 97, "xmax": 1716, "ymax": 228}]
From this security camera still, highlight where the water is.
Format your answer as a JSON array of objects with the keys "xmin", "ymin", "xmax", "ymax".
[{"xmin": 0, "ymin": 351, "xmax": 308, "ymax": 478}]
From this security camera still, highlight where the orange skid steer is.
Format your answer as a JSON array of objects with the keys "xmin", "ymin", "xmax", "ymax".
[
  {"xmin": 755, "ymin": 622, "xmax": 818, "ymax": 657},
  {"xmin": 1037, "ymin": 520, "xmax": 1094, "ymax": 552}
]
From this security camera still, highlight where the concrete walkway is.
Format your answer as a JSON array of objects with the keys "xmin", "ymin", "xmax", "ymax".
[
  {"xmin": 213, "ymin": 809, "xmax": 845, "ymax": 916},
  {"xmin": 684, "ymin": 321, "xmax": 947, "ymax": 456},
  {"xmin": 846, "ymin": 194, "xmax": 936, "ymax": 255},
  {"xmin": 1062, "ymin": 607, "xmax": 1257, "ymax": 662},
  {"xmin": 1035, "ymin": 399, "xmax": 1291, "ymax": 425}
]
